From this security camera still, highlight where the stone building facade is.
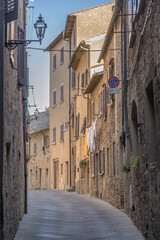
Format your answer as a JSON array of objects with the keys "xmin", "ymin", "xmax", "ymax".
[
  {"xmin": 64, "ymin": 1, "xmax": 115, "ymax": 194},
  {"xmin": 124, "ymin": 0, "xmax": 160, "ymax": 239},
  {"xmin": 1, "ymin": 0, "xmax": 27, "ymax": 239},
  {"xmin": 46, "ymin": 32, "xmax": 70, "ymax": 190},
  {"xmin": 27, "ymin": 110, "xmax": 50, "ymax": 190},
  {"xmin": 97, "ymin": 2, "xmax": 123, "ymax": 208}
]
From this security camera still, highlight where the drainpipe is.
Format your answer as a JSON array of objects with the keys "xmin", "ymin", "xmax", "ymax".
[
  {"xmin": 116, "ymin": 1, "xmax": 125, "ymax": 146},
  {"xmin": 123, "ymin": 0, "xmax": 129, "ymax": 161},
  {"xmin": 0, "ymin": 0, "xmax": 4, "ymax": 237},
  {"xmin": 24, "ymin": 0, "xmax": 27, "ymax": 214},
  {"xmin": 64, "ymin": 36, "xmax": 72, "ymax": 189}
]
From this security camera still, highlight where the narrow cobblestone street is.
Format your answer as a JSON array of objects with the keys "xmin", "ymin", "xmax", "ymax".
[{"xmin": 15, "ymin": 190, "xmax": 144, "ymax": 240}]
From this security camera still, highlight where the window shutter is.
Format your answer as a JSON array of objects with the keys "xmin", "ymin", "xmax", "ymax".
[
  {"xmin": 91, "ymin": 154, "xmax": 95, "ymax": 177},
  {"xmin": 72, "ymin": 105, "xmax": 74, "ymax": 126},
  {"xmin": 102, "ymin": 147, "xmax": 105, "ymax": 173},
  {"xmin": 85, "ymin": 69, "xmax": 88, "ymax": 87},
  {"xmin": 60, "ymin": 47, "xmax": 64, "ymax": 64},
  {"xmin": 98, "ymin": 151, "xmax": 101, "ymax": 173},
  {"xmin": 5, "ymin": 0, "xmax": 18, "ymax": 23},
  {"xmin": 77, "ymin": 73, "xmax": 80, "ymax": 92},
  {"xmin": 53, "ymin": 127, "xmax": 56, "ymax": 143},
  {"xmin": 77, "ymin": 113, "xmax": 80, "ymax": 138},
  {"xmin": 81, "ymin": 73, "xmax": 84, "ymax": 92},
  {"xmin": 53, "ymin": 90, "xmax": 56, "ymax": 105},
  {"xmin": 17, "ymin": 27, "xmax": 25, "ymax": 86},
  {"xmin": 61, "ymin": 85, "xmax": 64, "ymax": 101},
  {"xmin": 72, "ymin": 71, "xmax": 75, "ymax": 89},
  {"xmin": 91, "ymin": 101, "xmax": 94, "ymax": 123},
  {"xmin": 53, "ymin": 55, "xmax": 56, "ymax": 70}
]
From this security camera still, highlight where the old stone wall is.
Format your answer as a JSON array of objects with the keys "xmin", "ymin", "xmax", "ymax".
[
  {"xmin": 3, "ymin": 0, "xmax": 25, "ymax": 239},
  {"xmin": 126, "ymin": 0, "xmax": 160, "ymax": 239},
  {"xmin": 27, "ymin": 129, "xmax": 50, "ymax": 190}
]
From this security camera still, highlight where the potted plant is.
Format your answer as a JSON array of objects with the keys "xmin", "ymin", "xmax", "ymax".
[
  {"xmin": 79, "ymin": 160, "xmax": 86, "ymax": 169},
  {"xmin": 122, "ymin": 163, "xmax": 130, "ymax": 173},
  {"xmin": 130, "ymin": 156, "xmax": 139, "ymax": 168}
]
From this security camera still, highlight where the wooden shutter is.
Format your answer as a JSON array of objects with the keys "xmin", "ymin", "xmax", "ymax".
[
  {"xmin": 17, "ymin": 27, "xmax": 25, "ymax": 86},
  {"xmin": 5, "ymin": 0, "xmax": 18, "ymax": 23},
  {"xmin": 77, "ymin": 73, "xmax": 80, "ymax": 92},
  {"xmin": 53, "ymin": 55, "xmax": 56, "ymax": 70},
  {"xmin": 85, "ymin": 69, "xmax": 88, "ymax": 87},
  {"xmin": 72, "ymin": 105, "xmax": 74, "ymax": 126},
  {"xmin": 77, "ymin": 113, "xmax": 80, "ymax": 138},
  {"xmin": 91, "ymin": 154, "xmax": 95, "ymax": 177},
  {"xmin": 61, "ymin": 85, "xmax": 64, "ymax": 101},
  {"xmin": 72, "ymin": 71, "xmax": 75, "ymax": 89},
  {"xmin": 60, "ymin": 47, "xmax": 64, "ymax": 64},
  {"xmin": 53, "ymin": 127, "xmax": 56, "ymax": 143},
  {"xmin": 91, "ymin": 101, "xmax": 94, "ymax": 123},
  {"xmin": 81, "ymin": 73, "xmax": 84, "ymax": 92},
  {"xmin": 102, "ymin": 147, "xmax": 105, "ymax": 173}
]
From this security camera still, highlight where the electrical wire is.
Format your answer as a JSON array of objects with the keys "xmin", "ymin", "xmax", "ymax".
[{"xmin": 26, "ymin": 47, "xmax": 121, "ymax": 52}]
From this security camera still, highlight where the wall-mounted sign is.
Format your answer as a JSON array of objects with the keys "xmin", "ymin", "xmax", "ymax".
[
  {"xmin": 108, "ymin": 88, "xmax": 120, "ymax": 94},
  {"xmin": 108, "ymin": 76, "xmax": 120, "ymax": 88}
]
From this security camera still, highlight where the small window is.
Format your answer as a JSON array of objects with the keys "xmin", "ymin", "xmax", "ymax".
[
  {"xmin": 81, "ymin": 73, "xmax": 84, "ymax": 93},
  {"xmin": 72, "ymin": 105, "xmax": 74, "ymax": 126},
  {"xmin": 53, "ymin": 127, "xmax": 56, "ymax": 144},
  {"xmin": 65, "ymin": 120, "xmax": 68, "ymax": 130},
  {"xmin": 53, "ymin": 90, "xmax": 56, "ymax": 106},
  {"xmin": 53, "ymin": 54, "xmax": 56, "ymax": 71},
  {"xmin": 85, "ymin": 69, "xmax": 88, "ymax": 87},
  {"xmin": 91, "ymin": 154, "xmax": 95, "ymax": 177},
  {"xmin": 60, "ymin": 47, "xmax": 64, "ymax": 64},
  {"xmin": 60, "ymin": 123, "xmax": 64, "ymax": 141},
  {"xmin": 33, "ymin": 143, "xmax": 37, "ymax": 155},
  {"xmin": 60, "ymin": 84, "xmax": 64, "ymax": 101},
  {"xmin": 72, "ymin": 70, "xmax": 76, "ymax": 89},
  {"xmin": 77, "ymin": 73, "xmax": 80, "ymax": 93},
  {"xmin": 98, "ymin": 148, "xmax": 105, "ymax": 175},
  {"xmin": 76, "ymin": 113, "xmax": 80, "ymax": 139},
  {"xmin": 61, "ymin": 164, "xmax": 63, "ymax": 175}
]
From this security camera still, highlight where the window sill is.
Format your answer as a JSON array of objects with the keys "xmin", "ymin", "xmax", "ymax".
[
  {"xmin": 53, "ymin": 142, "xmax": 56, "ymax": 145},
  {"xmin": 60, "ymin": 139, "xmax": 64, "ymax": 143},
  {"xmin": 59, "ymin": 99, "xmax": 64, "ymax": 103},
  {"xmin": 52, "ymin": 104, "xmax": 57, "ymax": 108},
  {"xmin": 60, "ymin": 61, "xmax": 64, "ymax": 65},
  {"xmin": 91, "ymin": 174, "xmax": 95, "ymax": 178},
  {"xmin": 53, "ymin": 68, "xmax": 56, "ymax": 72}
]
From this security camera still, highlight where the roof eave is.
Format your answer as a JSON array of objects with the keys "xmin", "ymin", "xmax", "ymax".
[
  {"xmin": 64, "ymin": 15, "xmax": 76, "ymax": 40},
  {"xmin": 69, "ymin": 41, "xmax": 89, "ymax": 70},
  {"xmin": 98, "ymin": 0, "xmax": 122, "ymax": 63}
]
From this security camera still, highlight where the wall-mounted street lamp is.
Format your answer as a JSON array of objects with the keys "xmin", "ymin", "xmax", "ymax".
[{"xmin": 5, "ymin": 14, "xmax": 47, "ymax": 50}]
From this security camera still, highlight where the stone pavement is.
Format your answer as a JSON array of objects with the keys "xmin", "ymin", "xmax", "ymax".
[{"xmin": 14, "ymin": 190, "xmax": 144, "ymax": 240}]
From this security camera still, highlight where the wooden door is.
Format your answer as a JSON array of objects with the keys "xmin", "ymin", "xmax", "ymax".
[{"xmin": 54, "ymin": 161, "xmax": 59, "ymax": 189}]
